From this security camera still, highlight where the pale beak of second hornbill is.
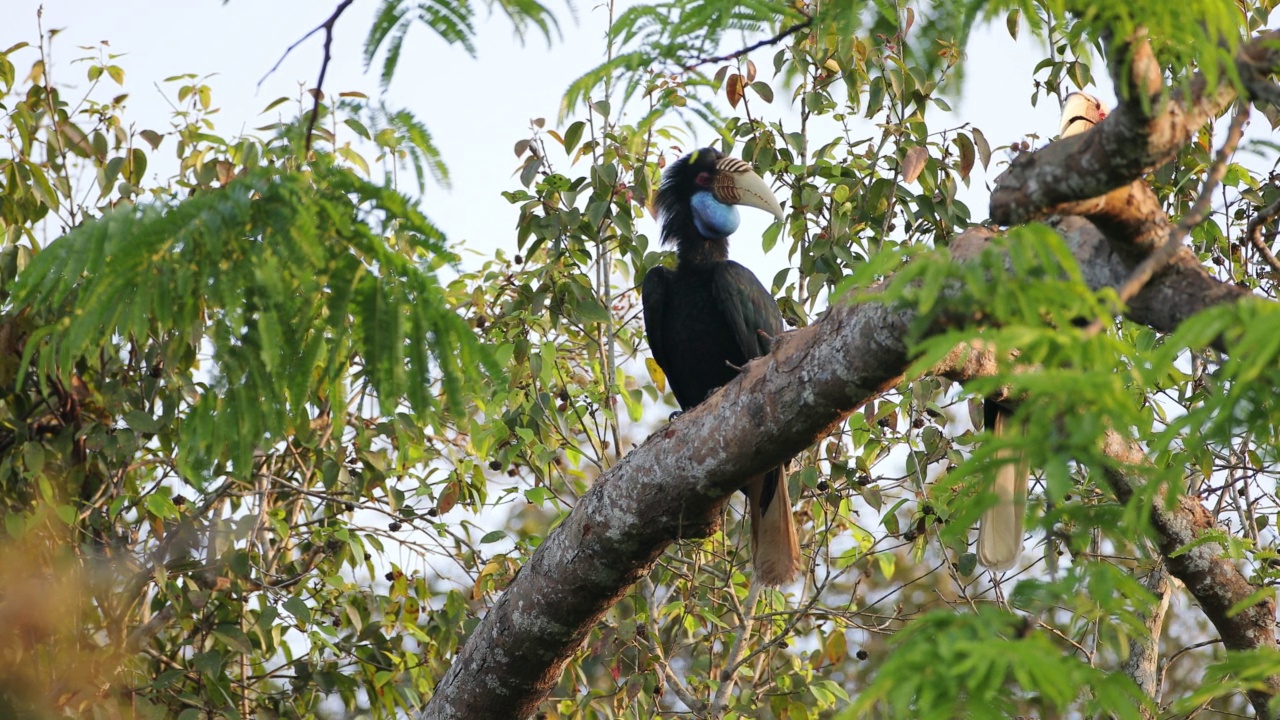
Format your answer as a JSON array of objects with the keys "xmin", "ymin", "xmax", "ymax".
[
  {"xmin": 708, "ymin": 156, "xmax": 785, "ymax": 221},
  {"xmin": 1057, "ymin": 92, "xmax": 1109, "ymax": 139}
]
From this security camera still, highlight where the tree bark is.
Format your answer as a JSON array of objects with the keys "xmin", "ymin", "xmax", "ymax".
[
  {"xmin": 422, "ymin": 29, "xmax": 1280, "ymax": 720},
  {"xmin": 1121, "ymin": 562, "xmax": 1171, "ymax": 719},
  {"xmin": 420, "ymin": 222, "xmax": 1262, "ymax": 719},
  {"xmin": 1101, "ymin": 430, "xmax": 1280, "ymax": 717},
  {"xmin": 990, "ymin": 31, "xmax": 1280, "ymax": 227}
]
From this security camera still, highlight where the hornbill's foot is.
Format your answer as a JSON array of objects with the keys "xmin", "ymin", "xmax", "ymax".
[{"xmin": 668, "ymin": 410, "xmax": 683, "ymax": 421}]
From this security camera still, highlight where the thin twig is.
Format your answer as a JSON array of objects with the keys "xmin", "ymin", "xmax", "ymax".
[
  {"xmin": 1088, "ymin": 104, "xmax": 1250, "ymax": 333},
  {"xmin": 684, "ymin": 17, "xmax": 814, "ymax": 71},
  {"xmin": 1245, "ymin": 195, "xmax": 1280, "ymax": 275},
  {"xmin": 259, "ymin": 0, "xmax": 357, "ymax": 157},
  {"xmin": 35, "ymin": 10, "xmax": 77, "ymax": 227},
  {"xmin": 707, "ymin": 581, "xmax": 763, "ymax": 718},
  {"xmin": 639, "ymin": 579, "xmax": 706, "ymax": 714},
  {"xmin": 1159, "ymin": 638, "xmax": 1223, "ymax": 695}
]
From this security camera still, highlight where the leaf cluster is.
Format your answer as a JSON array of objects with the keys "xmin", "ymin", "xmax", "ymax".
[{"xmin": 12, "ymin": 161, "xmax": 489, "ymax": 477}]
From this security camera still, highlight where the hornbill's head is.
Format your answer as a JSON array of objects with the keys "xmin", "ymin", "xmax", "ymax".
[
  {"xmin": 1058, "ymin": 92, "xmax": 1109, "ymax": 138},
  {"xmin": 656, "ymin": 148, "xmax": 784, "ymax": 246}
]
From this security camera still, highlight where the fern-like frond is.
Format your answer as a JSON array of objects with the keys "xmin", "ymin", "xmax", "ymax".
[{"xmin": 12, "ymin": 163, "xmax": 492, "ymax": 478}]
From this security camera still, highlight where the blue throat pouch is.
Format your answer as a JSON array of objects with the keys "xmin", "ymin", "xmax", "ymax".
[{"xmin": 690, "ymin": 191, "xmax": 740, "ymax": 238}]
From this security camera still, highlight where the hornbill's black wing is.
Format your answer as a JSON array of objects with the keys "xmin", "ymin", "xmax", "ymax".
[
  {"xmin": 711, "ymin": 260, "xmax": 783, "ymax": 362},
  {"xmin": 641, "ymin": 265, "xmax": 675, "ymax": 382},
  {"xmin": 711, "ymin": 260, "xmax": 798, "ymax": 583}
]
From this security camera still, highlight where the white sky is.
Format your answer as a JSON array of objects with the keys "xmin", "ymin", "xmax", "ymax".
[{"xmin": 3, "ymin": 0, "xmax": 1097, "ymax": 280}]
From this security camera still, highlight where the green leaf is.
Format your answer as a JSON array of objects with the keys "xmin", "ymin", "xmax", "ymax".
[
  {"xmin": 1227, "ymin": 586, "xmax": 1275, "ymax": 618},
  {"xmin": 971, "ymin": 127, "xmax": 991, "ymax": 169},
  {"xmin": 138, "ymin": 129, "xmax": 164, "ymax": 150},
  {"xmin": 343, "ymin": 117, "xmax": 372, "ymax": 140},
  {"xmin": 191, "ymin": 650, "xmax": 223, "ymax": 677},
  {"xmin": 21, "ymin": 443, "xmax": 44, "ymax": 476},
  {"xmin": 562, "ymin": 120, "xmax": 585, "ymax": 154},
  {"xmin": 283, "ymin": 596, "xmax": 311, "ymax": 624},
  {"xmin": 123, "ymin": 410, "xmax": 160, "ymax": 434},
  {"xmin": 145, "ymin": 493, "xmax": 179, "ymax": 520},
  {"xmin": 574, "ymin": 296, "xmax": 611, "ymax": 324}
]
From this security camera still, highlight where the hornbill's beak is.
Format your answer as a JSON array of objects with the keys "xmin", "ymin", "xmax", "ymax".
[
  {"xmin": 711, "ymin": 157, "xmax": 785, "ymax": 221},
  {"xmin": 1058, "ymin": 92, "xmax": 1109, "ymax": 139}
]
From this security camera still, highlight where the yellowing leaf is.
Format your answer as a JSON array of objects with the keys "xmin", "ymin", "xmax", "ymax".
[
  {"xmin": 901, "ymin": 145, "xmax": 928, "ymax": 184},
  {"xmin": 338, "ymin": 145, "xmax": 370, "ymax": 176},
  {"xmin": 824, "ymin": 629, "xmax": 848, "ymax": 664},
  {"xmin": 954, "ymin": 133, "xmax": 975, "ymax": 181},
  {"xmin": 645, "ymin": 357, "xmax": 666, "ymax": 393},
  {"xmin": 436, "ymin": 482, "xmax": 459, "ymax": 515},
  {"xmin": 726, "ymin": 73, "xmax": 745, "ymax": 109}
]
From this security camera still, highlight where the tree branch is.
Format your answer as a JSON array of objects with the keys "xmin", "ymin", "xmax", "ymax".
[
  {"xmin": 708, "ymin": 582, "xmax": 763, "ymax": 718},
  {"xmin": 419, "ymin": 222, "xmax": 1258, "ymax": 719},
  {"xmin": 1100, "ymin": 430, "xmax": 1280, "ymax": 718},
  {"xmin": 260, "ymin": 0, "xmax": 357, "ymax": 157},
  {"xmin": 683, "ymin": 17, "xmax": 814, "ymax": 71},
  {"xmin": 1106, "ymin": 104, "xmax": 1250, "ymax": 310},
  {"xmin": 1122, "ymin": 560, "xmax": 1172, "ymax": 719},
  {"xmin": 1246, "ymin": 194, "xmax": 1280, "ymax": 276},
  {"xmin": 990, "ymin": 30, "xmax": 1280, "ymax": 226}
]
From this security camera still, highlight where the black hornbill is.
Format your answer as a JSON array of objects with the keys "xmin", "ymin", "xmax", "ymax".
[
  {"xmin": 641, "ymin": 148, "xmax": 800, "ymax": 586},
  {"xmin": 975, "ymin": 91, "xmax": 1110, "ymax": 571}
]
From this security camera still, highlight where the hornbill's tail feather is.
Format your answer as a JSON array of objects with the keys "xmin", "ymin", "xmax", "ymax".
[
  {"xmin": 972, "ymin": 91, "xmax": 1106, "ymax": 571},
  {"xmin": 976, "ymin": 400, "xmax": 1029, "ymax": 571},
  {"xmin": 747, "ymin": 468, "xmax": 801, "ymax": 586}
]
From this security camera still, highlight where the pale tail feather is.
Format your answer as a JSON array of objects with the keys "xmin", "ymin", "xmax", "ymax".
[
  {"xmin": 747, "ymin": 469, "xmax": 801, "ymax": 586},
  {"xmin": 977, "ymin": 407, "xmax": 1029, "ymax": 571}
]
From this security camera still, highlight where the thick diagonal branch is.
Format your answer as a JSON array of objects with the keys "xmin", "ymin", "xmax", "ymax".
[{"xmin": 419, "ymin": 225, "xmax": 1255, "ymax": 720}]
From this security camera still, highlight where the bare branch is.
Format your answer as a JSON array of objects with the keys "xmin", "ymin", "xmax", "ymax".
[
  {"xmin": 708, "ymin": 582, "xmax": 763, "ymax": 718},
  {"xmin": 1107, "ymin": 105, "xmax": 1249, "ymax": 308},
  {"xmin": 1122, "ymin": 561, "xmax": 1172, "ymax": 718},
  {"xmin": 684, "ymin": 16, "xmax": 814, "ymax": 71},
  {"xmin": 1071, "ymin": 99, "xmax": 1252, "ymax": 348},
  {"xmin": 1246, "ymin": 194, "xmax": 1280, "ymax": 276},
  {"xmin": 260, "ymin": 0, "xmax": 357, "ymax": 157}
]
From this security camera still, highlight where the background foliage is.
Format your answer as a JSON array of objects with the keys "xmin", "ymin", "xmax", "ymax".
[{"xmin": 3, "ymin": 0, "xmax": 1280, "ymax": 717}]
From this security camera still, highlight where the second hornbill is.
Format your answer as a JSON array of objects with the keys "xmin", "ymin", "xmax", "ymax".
[
  {"xmin": 976, "ymin": 91, "xmax": 1110, "ymax": 571},
  {"xmin": 641, "ymin": 148, "xmax": 800, "ymax": 586}
]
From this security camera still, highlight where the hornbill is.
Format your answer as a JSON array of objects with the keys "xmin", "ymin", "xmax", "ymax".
[
  {"xmin": 975, "ymin": 91, "xmax": 1110, "ymax": 571},
  {"xmin": 1058, "ymin": 91, "xmax": 1109, "ymax": 138},
  {"xmin": 641, "ymin": 148, "xmax": 800, "ymax": 586}
]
